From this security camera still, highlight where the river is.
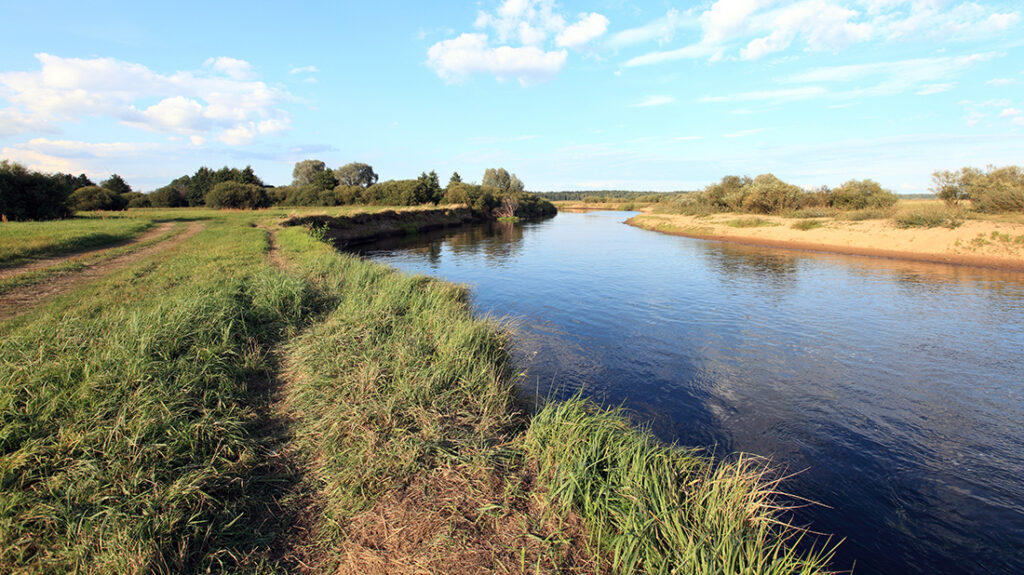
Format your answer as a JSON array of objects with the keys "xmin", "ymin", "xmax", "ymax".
[{"xmin": 353, "ymin": 210, "xmax": 1024, "ymax": 575}]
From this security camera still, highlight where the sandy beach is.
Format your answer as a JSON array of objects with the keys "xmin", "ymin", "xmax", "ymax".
[{"xmin": 625, "ymin": 211, "xmax": 1024, "ymax": 271}]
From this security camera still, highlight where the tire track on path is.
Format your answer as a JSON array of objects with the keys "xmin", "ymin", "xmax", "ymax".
[
  {"xmin": 0, "ymin": 221, "xmax": 204, "ymax": 319},
  {"xmin": 0, "ymin": 221, "xmax": 178, "ymax": 280}
]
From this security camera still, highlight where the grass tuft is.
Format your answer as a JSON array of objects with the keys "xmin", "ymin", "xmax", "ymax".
[{"xmin": 525, "ymin": 399, "xmax": 839, "ymax": 575}]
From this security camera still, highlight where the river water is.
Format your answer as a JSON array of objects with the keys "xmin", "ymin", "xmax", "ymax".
[{"xmin": 354, "ymin": 211, "xmax": 1024, "ymax": 575}]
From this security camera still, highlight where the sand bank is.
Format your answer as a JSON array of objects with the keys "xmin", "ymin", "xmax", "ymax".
[{"xmin": 626, "ymin": 212, "xmax": 1024, "ymax": 271}]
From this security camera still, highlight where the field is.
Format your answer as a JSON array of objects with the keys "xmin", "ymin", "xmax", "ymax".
[{"xmin": 0, "ymin": 207, "xmax": 838, "ymax": 574}]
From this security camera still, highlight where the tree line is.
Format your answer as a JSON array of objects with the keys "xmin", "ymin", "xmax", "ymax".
[{"xmin": 0, "ymin": 159, "xmax": 555, "ymax": 221}]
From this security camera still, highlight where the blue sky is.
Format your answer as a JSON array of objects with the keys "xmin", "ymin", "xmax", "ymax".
[{"xmin": 1, "ymin": 0, "xmax": 1022, "ymax": 193}]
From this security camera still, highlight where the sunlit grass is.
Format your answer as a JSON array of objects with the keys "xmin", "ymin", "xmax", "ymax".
[{"xmin": 0, "ymin": 216, "xmax": 153, "ymax": 267}]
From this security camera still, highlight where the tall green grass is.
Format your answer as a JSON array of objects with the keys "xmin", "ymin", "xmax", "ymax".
[
  {"xmin": 275, "ymin": 226, "xmax": 522, "ymax": 525},
  {"xmin": 0, "ymin": 219, "xmax": 313, "ymax": 573},
  {"xmin": 525, "ymin": 400, "xmax": 838, "ymax": 575}
]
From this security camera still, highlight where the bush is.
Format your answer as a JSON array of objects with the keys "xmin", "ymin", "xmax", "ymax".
[
  {"xmin": 894, "ymin": 204, "xmax": 963, "ymax": 228},
  {"xmin": 0, "ymin": 160, "xmax": 75, "ymax": 220},
  {"xmin": 67, "ymin": 186, "xmax": 129, "ymax": 211},
  {"xmin": 970, "ymin": 166, "xmax": 1024, "ymax": 213},
  {"xmin": 828, "ymin": 179, "xmax": 898, "ymax": 210},
  {"xmin": 741, "ymin": 174, "xmax": 805, "ymax": 215},
  {"xmin": 204, "ymin": 181, "xmax": 269, "ymax": 209},
  {"xmin": 149, "ymin": 186, "xmax": 188, "ymax": 208},
  {"xmin": 442, "ymin": 182, "xmax": 499, "ymax": 213},
  {"xmin": 123, "ymin": 192, "xmax": 151, "ymax": 208},
  {"xmin": 362, "ymin": 179, "xmax": 419, "ymax": 205},
  {"xmin": 931, "ymin": 165, "xmax": 1024, "ymax": 212}
]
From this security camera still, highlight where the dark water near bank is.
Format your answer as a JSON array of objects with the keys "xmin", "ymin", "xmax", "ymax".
[{"xmin": 354, "ymin": 211, "xmax": 1024, "ymax": 575}]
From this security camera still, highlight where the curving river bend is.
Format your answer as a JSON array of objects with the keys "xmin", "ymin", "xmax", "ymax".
[{"xmin": 354, "ymin": 211, "xmax": 1024, "ymax": 575}]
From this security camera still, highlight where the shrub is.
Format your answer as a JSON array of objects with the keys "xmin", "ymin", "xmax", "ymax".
[
  {"xmin": 931, "ymin": 165, "xmax": 1024, "ymax": 212},
  {"xmin": 204, "ymin": 181, "xmax": 269, "ymax": 209},
  {"xmin": 894, "ymin": 204, "xmax": 963, "ymax": 228},
  {"xmin": 148, "ymin": 185, "xmax": 188, "ymax": 207},
  {"xmin": 792, "ymin": 219, "xmax": 824, "ymax": 230},
  {"xmin": 840, "ymin": 206, "xmax": 896, "ymax": 221},
  {"xmin": 67, "ymin": 186, "xmax": 129, "ymax": 211},
  {"xmin": 828, "ymin": 179, "xmax": 898, "ymax": 210},
  {"xmin": 971, "ymin": 166, "xmax": 1024, "ymax": 213},
  {"xmin": 0, "ymin": 160, "xmax": 74, "ymax": 220},
  {"xmin": 442, "ymin": 182, "xmax": 500, "ymax": 213},
  {"xmin": 123, "ymin": 192, "xmax": 151, "ymax": 208},
  {"xmin": 741, "ymin": 174, "xmax": 805, "ymax": 215},
  {"xmin": 725, "ymin": 217, "xmax": 775, "ymax": 228}
]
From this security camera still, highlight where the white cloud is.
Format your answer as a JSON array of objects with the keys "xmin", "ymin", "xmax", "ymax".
[
  {"xmin": 987, "ymin": 77, "xmax": 1020, "ymax": 86},
  {"xmin": 555, "ymin": 13, "xmax": 609, "ymax": 48},
  {"xmin": 427, "ymin": 33, "xmax": 567, "ymax": 84},
  {"xmin": 204, "ymin": 56, "xmax": 254, "ymax": 80},
  {"xmin": 0, "ymin": 53, "xmax": 292, "ymax": 145},
  {"xmin": 17, "ymin": 138, "xmax": 160, "ymax": 158},
  {"xmin": 1000, "ymin": 108, "xmax": 1022, "ymax": 117},
  {"xmin": 0, "ymin": 147, "xmax": 79, "ymax": 173},
  {"xmin": 289, "ymin": 65, "xmax": 319, "ymax": 75},
  {"xmin": 739, "ymin": 0, "xmax": 873, "ymax": 60},
  {"xmin": 623, "ymin": 43, "xmax": 719, "ymax": 67},
  {"xmin": 430, "ymin": 0, "xmax": 605, "ymax": 83},
  {"xmin": 624, "ymin": 1, "xmax": 1019, "ymax": 66},
  {"xmin": 630, "ymin": 95, "xmax": 676, "ymax": 108},
  {"xmin": 608, "ymin": 9, "xmax": 689, "ymax": 48}
]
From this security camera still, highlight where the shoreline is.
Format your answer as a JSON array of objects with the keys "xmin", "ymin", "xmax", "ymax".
[{"xmin": 625, "ymin": 213, "xmax": 1024, "ymax": 272}]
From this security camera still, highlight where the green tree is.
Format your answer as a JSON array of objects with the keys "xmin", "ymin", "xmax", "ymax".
[
  {"xmin": 311, "ymin": 170, "xmax": 339, "ymax": 191},
  {"xmin": 482, "ymin": 167, "xmax": 527, "ymax": 195},
  {"xmin": 292, "ymin": 160, "xmax": 328, "ymax": 186},
  {"xmin": 931, "ymin": 168, "xmax": 978, "ymax": 206},
  {"xmin": 100, "ymin": 173, "xmax": 132, "ymax": 196},
  {"xmin": 413, "ymin": 171, "xmax": 443, "ymax": 205},
  {"xmin": 0, "ymin": 160, "xmax": 75, "ymax": 220},
  {"xmin": 334, "ymin": 162, "xmax": 378, "ymax": 188},
  {"xmin": 187, "ymin": 167, "xmax": 214, "ymax": 206},
  {"xmin": 448, "ymin": 172, "xmax": 462, "ymax": 188},
  {"xmin": 204, "ymin": 181, "xmax": 269, "ymax": 209}
]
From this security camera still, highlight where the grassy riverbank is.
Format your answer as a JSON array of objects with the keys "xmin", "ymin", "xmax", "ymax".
[{"xmin": 1, "ymin": 207, "xmax": 840, "ymax": 574}]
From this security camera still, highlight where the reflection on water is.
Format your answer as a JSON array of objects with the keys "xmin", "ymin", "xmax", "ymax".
[{"xmin": 355, "ymin": 211, "xmax": 1024, "ymax": 575}]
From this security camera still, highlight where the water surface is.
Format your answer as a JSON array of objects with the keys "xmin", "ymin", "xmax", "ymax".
[{"xmin": 355, "ymin": 211, "xmax": 1024, "ymax": 575}]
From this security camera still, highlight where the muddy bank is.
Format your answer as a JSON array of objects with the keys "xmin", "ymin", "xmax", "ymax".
[{"xmin": 282, "ymin": 208, "xmax": 485, "ymax": 247}]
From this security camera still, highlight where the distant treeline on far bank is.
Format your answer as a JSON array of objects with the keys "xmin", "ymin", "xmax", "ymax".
[{"xmin": 0, "ymin": 160, "xmax": 554, "ymax": 222}]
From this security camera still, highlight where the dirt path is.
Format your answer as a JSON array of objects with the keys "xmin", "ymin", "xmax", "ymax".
[
  {"xmin": 0, "ymin": 221, "xmax": 178, "ymax": 281},
  {"xmin": 0, "ymin": 221, "xmax": 204, "ymax": 319}
]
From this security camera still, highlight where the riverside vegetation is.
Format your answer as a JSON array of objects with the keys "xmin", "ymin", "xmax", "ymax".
[{"xmin": 0, "ymin": 205, "xmax": 840, "ymax": 574}]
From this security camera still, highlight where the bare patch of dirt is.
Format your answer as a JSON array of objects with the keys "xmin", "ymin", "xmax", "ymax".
[
  {"xmin": 333, "ymin": 463, "xmax": 604, "ymax": 575},
  {"xmin": 0, "ymin": 221, "xmax": 177, "ymax": 281},
  {"xmin": 265, "ymin": 227, "xmax": 289, "ymax": 269},
  {"xmin": 0, "ymin": 221, "xmax": 204, "ymax": 319}
]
